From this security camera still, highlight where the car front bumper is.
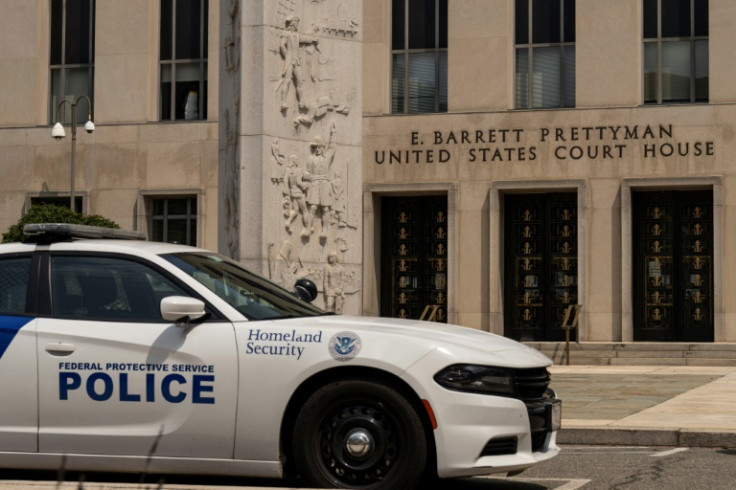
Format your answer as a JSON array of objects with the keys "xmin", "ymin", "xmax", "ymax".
[{"xmin": 430, "ymin": 389, "xmax": 561, "ymax": 478}]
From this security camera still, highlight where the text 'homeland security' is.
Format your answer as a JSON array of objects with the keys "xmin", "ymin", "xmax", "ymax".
[{"xmin": 245, "ymin": 329, "xmax": 323, "ymax": 360}]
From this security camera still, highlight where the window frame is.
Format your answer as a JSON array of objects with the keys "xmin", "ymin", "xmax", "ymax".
[
  {"xmin": 49, "ymin": 0, "xmax": 96, "ymax": 125},
  {"xmin": 149, "ymin": 195, "xmax": 198, "ymax": 246},
  {"xmin": 643, "ymin": 0, "xmax": 709, "ymax": 104},
  {"xmin": 29, "ymin": 194, "xmax": 84, "ymax": 214},
  {"xmin": 0, "ymin": 255, "xmax": 34, "ymax": 316},
  {"xmin": 47, "ymin": 252, "xmax": 220, "ymax": 322},
  {"xmin": 391, "ymin": 0, "xmax": 448, "ymax": 114},
  {"xmin": 159, "ymin": 0, "xmax": 209, "ymax": 121},
  {"xmin": 514, "ymin": 0, "xmax": 576, "ymax": 110}
]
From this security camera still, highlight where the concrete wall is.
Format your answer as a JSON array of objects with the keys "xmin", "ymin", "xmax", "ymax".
[{"xmin": 2, "ymin": 0, "xmax": 735, "ymax": 341}]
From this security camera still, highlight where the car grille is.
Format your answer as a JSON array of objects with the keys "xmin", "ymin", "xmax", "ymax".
[
  {"xmin": 480, "ymin": 436, "xmax": 518, "ymax": 457},
  {"xmin": 513, "ymin": 368, "xmax": 554, "ymax": 453},
  {"xmin": 513, "ymin": 367, "xmax": 551, "ymax": 401}
]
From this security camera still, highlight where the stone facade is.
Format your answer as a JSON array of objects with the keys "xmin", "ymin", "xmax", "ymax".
[
  {"xmin": 0, "ymin": 0, "xmax": 221, "ymax": 250},
  {"xmin": 2, "ymin": 0, "xmax": 736, "ymax": 342},
  {"xmin": 362, "ymin": 0, "xmax": 736, "ymax": 343}
]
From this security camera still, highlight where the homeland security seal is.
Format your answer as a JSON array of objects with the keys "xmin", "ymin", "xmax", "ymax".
[{"xmin": 328, "ymin": 331, "xmax": 362, "ymax": 362}]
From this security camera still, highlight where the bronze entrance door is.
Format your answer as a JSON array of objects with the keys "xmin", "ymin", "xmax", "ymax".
[
  {"xmin": 633, "ymin": 191, "xmax": 714, "ymax": 342},
  {"xmin": 504, "ymin": 194, "xmax": 578, "ymax": 342},
  {"xmin": 381, "ymin": 196, "xmax": 448, "ymax": 322}
]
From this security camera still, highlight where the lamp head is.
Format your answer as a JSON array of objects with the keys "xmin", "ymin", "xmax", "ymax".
[
  {"xmin": 84, "ymin": 119, "xmax": 95, "ymax": 134},
  {"xmin": 51, "ymin": 122, "xmax": 66, "ymax": 140}
]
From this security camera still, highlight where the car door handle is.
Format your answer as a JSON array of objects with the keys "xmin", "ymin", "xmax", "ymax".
[{"xmin": 45, "ymin": 343, "xmax": 75, "ymax": 356}]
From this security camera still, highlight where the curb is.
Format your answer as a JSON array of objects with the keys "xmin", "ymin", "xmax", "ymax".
[
  {"xmin": 559, "ymin": 427, "xmax": 736, "ymax": 448},
  {"xmin": 0, "ymin": 485, "xmax": 306, "ymax": 490}
]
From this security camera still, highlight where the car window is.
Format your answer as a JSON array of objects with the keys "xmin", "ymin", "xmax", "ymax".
[
  {"xmin": 163, "ymin": 252, "xmax": 324, "ymax": 320},
  {"xmin": 51, "ymin": 256, "xmax": 191, "ymax": 322},
  {"xmin": 0, "ymin": 257, "xmax": 31, "ymax": 315}
]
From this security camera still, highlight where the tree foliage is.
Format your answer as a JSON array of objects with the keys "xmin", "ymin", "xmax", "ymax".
[{"xmin": 2, "ymin": 204, "xmax": 119, "ymax": 243}]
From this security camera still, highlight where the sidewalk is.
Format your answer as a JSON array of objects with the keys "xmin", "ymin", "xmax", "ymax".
[{"xmin": 550, "ymin": 365, "xmax": 736, "ymax": 447}]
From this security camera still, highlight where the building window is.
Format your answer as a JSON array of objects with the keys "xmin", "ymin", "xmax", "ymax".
[
  {"xmin": 643, "ymin": 0, "xmax": 708, "ymax": 104},
  {"xmin": 160, "ymin": 0, "xmax": 208, "ymax": 121},
  {"xmin": 515, "ymin": 0, "xmax": 575, "ymax": 109},
  {"xmin": 150, "ymin": 197, "xmax": 197, "ymax": 245},
  {"xmin": 50, "ymin": 0, "xmax": 95, "ymax": 125},
  {"xmin": 391, "ymin": 0, "xmax": 448, "ymax": 114},
  {"xmin": 31, "ymin": 195, "xmax": 83, "ymax": 214}
]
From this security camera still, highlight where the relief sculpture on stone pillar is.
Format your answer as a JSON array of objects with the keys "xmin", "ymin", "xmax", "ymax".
[
  {"xmin": 270, "ymin": 134, "xmax": 354, "ymax": 240},
  {"xmin": 275, "ymin": 4, "xmax": 354, "ymax": 129},
  {"xmin": 331, "ymin": 167, "xmax": 348, "ymax": 228},
  {"xmin": 322, "ymin": 3, "xmax": 359, "ymax": 36},
  {"xmin": 224, "ymin": 0, "xmax": 240, "ymax": 72},
  {"xmin": 277, "ymin": 16, "xmax": 320, "ymax": 112},
  {"xmin": 267, "ymin": 0, "xmax": 361, "ymax": 312},
  {"xmin": 323, "ymin": 250, "xmax": 345, "ymax": 313},
  {"xmin": 283, "ymin": 155, "xmax": 310, "ymax": 233},
  {"xmin": 303, "ymin": 123, "xmax": 337, "ymax": 240},
  {"xmin": 272, "ymin": 139, "xmax": 311, "ymax": 235}
]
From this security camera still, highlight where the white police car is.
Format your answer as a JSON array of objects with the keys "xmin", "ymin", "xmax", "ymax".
[{"xmin": 0, "ymin": 223, "xmax": 560, "ymax": 489}]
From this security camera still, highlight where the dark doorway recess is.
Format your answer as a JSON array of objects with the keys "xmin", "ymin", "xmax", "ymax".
[
  {"xmin": 381, "ymin": 196, "xmax": 448, "ymax": 322},
  {"xmin": 633, "ymin": 190, "xmax": 713, "ymax": 342},
  {"xmin": 504, "ymin": 193, "xmax": 578, "ymax": 342}
]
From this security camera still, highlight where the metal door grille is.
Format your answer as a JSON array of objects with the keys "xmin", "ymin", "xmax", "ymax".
[
  {"xmin": 505, "ymin": 193, "xmax": 577, "ymax": 341},
  {"xmin": 633, "ymin": 191, "xmax": 713, "ymax": 341},
  {"xmin": 381, "ymin": 196, "xmax": 447, "ymax": 322}
]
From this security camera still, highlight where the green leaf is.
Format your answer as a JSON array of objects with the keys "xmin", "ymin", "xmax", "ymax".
[{"xmin": 2, "ymin": 204, "xmax": 120, "ymax": 243}]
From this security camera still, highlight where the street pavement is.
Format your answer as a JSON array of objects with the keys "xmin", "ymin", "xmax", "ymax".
[
  {"xmin": 3, "ymin": 365, "xmax": 736, "ymax": 489},
  {"xmin": 550, "ymin": 364, "xmax": 736, "ymax": 447}
]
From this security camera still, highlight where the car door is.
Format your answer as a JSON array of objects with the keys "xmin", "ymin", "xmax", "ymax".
[
  {"xmin": 0, "ymin": 254, "xmax": 37, "ymax": 452},
  {"xmin": 36, "ymin": 253, "xmax": 238, "ymax": 458}
]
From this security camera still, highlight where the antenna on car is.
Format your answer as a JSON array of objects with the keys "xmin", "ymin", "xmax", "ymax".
[{"xmin": 23, "ymin": 223, "xmax": 146, "ymax": 242}]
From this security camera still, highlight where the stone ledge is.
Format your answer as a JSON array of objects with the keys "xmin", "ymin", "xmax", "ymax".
[
  {"xmin": 685, "ymin": 350, "xmax": 736, "ymax": 359},
  {"xmin": 609, "ymin": 358, "xmax": 687, "ymax": 366},
  {"xmin": 526, "ymin": 342, "xmax": 736, "ymax": 366},
  {"xmin": 558, "ymin": 427, "xmax": 736, "ymax": 448},
  {"xmin": 685, "ymin": 358, "xmax": 736, "ymax": 367}
]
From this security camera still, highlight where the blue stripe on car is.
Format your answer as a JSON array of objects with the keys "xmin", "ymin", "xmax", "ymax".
[{"xmin": 0, "ymin": 316, "xmax": 33, "ymax": 359}]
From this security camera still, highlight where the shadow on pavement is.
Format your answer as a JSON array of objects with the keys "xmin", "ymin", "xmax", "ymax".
[{"xmin": 0, "ymin": 470, "xmax": 557, "ymax": 490}]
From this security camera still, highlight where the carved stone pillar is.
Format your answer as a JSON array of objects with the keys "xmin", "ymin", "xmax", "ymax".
[{"xmin": 219, "ymin": 0, "xmax": 363, "ymax": 314}]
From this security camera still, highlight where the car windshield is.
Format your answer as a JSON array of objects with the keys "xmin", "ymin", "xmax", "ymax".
[{"xmin": 163, "ymin": 252, "xmax": 325, "ymax": 320}]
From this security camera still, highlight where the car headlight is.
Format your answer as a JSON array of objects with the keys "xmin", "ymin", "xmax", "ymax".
[{"xmin": 434, "ymin": 364, "xmax": 516, "ymax": 396}]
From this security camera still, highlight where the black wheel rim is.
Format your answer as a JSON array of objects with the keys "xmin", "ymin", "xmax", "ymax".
[{"xmin": 317, "ymin": 402, "xmax": 400, "ymax": 487}]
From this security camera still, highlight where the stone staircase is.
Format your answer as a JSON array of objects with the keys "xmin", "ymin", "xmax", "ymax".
[{"xmin": 524, "ymin": 342, "xmax": 736, "ymax": 366}]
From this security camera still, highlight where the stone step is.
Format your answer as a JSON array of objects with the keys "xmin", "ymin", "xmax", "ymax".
[
  {"xmin": 608, "ymin": 357, "xmax": 688, "ymax": 366},
  {"xmin": 525, "ymin": 342, "xmax": 736, "ymax": 366},
  {"xmin": 685, "ymin": 350, "xmax": 736, "ymax": 359}
]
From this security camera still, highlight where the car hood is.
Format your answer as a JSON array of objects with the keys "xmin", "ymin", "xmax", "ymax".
[{"xmin": 276, "ymin": 314, "xmax": 552, "ymax": 368}]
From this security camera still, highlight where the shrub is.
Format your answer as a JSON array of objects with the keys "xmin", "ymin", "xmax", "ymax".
[{"xmin": 2, "ymin": 204, "xmax": 119, "ymax": 243}]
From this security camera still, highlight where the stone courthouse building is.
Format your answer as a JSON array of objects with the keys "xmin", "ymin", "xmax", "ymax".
[{"xmin": 2, "ymin": 0, "xmax": 736, "ymax": 349}]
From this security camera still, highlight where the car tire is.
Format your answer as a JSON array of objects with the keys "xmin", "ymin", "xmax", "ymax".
[{"xmin": 292, "ymin": 378, "xmax": 427, "ymax": 489}]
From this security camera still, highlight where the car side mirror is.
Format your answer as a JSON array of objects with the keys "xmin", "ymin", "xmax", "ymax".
[
  {"xmin": 161, "ymin": 296, "xmax": 207, "ymax": 323},
  {"xmin": 293, "ymin": 278, "xmax": 318, "ymax": 303}
]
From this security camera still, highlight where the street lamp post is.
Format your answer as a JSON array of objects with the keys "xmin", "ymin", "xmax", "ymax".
[{"xmin": 51, "ymin": 96, "xmax": 95, "ymax": 211}]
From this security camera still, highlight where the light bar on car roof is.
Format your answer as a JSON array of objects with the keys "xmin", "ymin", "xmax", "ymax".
[{"xmin": 23, "ymin": 223, "xmax": 146, "ymax": 241}]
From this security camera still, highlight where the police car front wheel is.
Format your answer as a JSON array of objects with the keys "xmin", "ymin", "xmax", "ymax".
[{"xmin": 292, "ymin": 379, "xmax": 427, "ymax": 489}]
